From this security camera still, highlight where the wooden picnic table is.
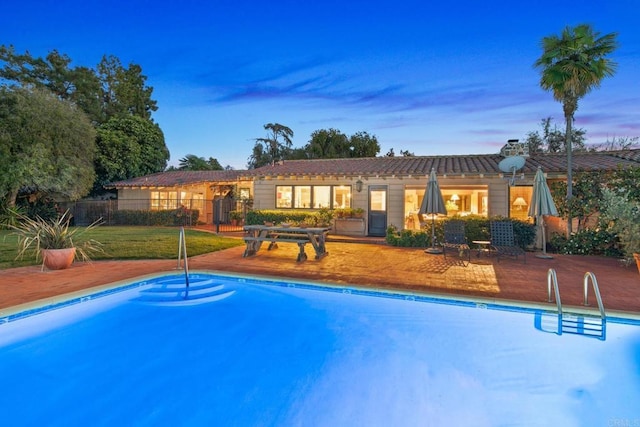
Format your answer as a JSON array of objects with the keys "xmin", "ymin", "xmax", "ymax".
[{"xmin": 242, "ymin": 225, "xmax": 330, "ymax": 262}]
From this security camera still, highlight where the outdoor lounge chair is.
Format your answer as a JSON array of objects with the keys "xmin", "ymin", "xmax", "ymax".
[
  {"xmin": 490, "ymin": 221, "xmax": 526, "ymax": 263},
  {"xmin": 442, "ymin": 220, "xmax": 471, "ymax": 266}
]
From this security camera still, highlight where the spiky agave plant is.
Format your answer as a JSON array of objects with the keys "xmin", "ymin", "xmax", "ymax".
[{"xmin": 10, "ymin": 209, "xmax": 103, "ymax": 262}]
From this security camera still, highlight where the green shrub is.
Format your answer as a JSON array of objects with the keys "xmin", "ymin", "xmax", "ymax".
[
  {"xmin": 113, "ymin": 208, "xmax": 199, "ymax": 226},
  {"xmin": 229, "ymin": 210, "xmax": 243, "ymax": 221},
  {"xmin": 600, "ymin": 188, "xmax": 640, "ymax": 261},
  {"xmin": 386, "ymin": 225, "xmax": 431, "ymax": 247},
  {"xmin": 386, "ymin": 216, "xmax": 535, "ymax": 249},
  {"xmin": 550, "ymin": 228, "xmax": 622, "ymax": 256},
  {"xmin": 245, "ymin": 209, "xmax": 333, "ymax": 226}
]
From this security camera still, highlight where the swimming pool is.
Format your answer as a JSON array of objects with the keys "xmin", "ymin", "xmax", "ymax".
[{"xmin": 1, "ymin": 272, "xmax": 639, "ymax": 426}]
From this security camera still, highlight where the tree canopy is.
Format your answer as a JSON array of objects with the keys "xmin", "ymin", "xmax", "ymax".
[
  {"xmin": 0, "ymin": 45, "xmax": 158, "ymax": 125},
  {"xmin": 306, "ymin": 128, "xmax": 350, "ymax": 158},
  {"xmin": 525, "ymin": 117, "xmax": 586, "ymax": 154},
  {"xmin": 0, "ymin": 45, "xmax": 168, "ymax": 200},
  {"xmin": 248, "ymin": 123, "xmax": 294, "ymax": 168},
  {"xmin": 176, "ymin": 154, "xmax": 224, "ymax": 171},
  {"xmin": 94, "ymin": 116, "xmax": 168, "ymax": 191},
  {"xmin": 0, "ymin": 87, "xmax": 96, "ymax": 206},
  {"xmin": 247, "ymin": 124, "xmax": 383, "ymax": 168}
]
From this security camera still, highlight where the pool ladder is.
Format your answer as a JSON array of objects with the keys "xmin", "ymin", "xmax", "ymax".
[
  {"xmin": 177, "ymin": 226, "xmax": 190, "ymax": 299},
  {"xmin": 539, "ymin": 268, "xmax": 606, "ymax": 340}
]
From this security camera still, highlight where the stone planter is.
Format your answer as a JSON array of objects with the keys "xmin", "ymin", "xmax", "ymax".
[
  {"xmin": 41, "ymin": 248, "xmax": 76, "ymax": 270},
  {"xmin": 334, "ymin": 218, "xmax": 365, "ymax": 236}
]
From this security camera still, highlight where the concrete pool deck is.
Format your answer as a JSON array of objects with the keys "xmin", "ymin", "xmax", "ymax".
[{"xmin": 1, "ymin": 236, "xmax": 639, "ymax": 315}]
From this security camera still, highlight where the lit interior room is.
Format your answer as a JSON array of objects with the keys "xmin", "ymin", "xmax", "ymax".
[{"xmin": 403, "ymin": 186, "xmax": 489, "ymax": 230}]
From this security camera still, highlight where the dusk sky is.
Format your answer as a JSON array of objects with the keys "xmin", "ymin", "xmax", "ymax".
[{"xmin": 3, "ymin": 0, "xmax": 639, "ymax": 169}]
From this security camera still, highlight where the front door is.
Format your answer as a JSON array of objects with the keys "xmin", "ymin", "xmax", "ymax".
[{"xmin": 368, "ymin": 185, "xmax": 387, "ymax": 236}]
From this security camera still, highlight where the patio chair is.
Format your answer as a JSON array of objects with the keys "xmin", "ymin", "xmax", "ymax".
[
  {"xmin": 442, "ymin": 220, "xmax": 471, "ymax": 266},
  {"xmin": 490, "ymin": 221, "xmax": 526, "ymax": 263}
]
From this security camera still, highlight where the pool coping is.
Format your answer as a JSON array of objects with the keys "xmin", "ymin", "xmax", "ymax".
[{"xmin": 2, "ymin": 269, "xmax": 640, "ymax": 325}]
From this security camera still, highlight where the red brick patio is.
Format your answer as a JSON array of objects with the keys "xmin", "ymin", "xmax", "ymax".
[{"xmin": 2, "ymin": 239, "xmax": 639, "ymax": 316}]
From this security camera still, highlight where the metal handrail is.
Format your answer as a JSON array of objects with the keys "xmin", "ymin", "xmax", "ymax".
[
  {"xmin": 583, "ymin": 272, "xmax": 605, "ymax": 319},
  {"xmin": 547, "ymin": 268, "xmax": 562, "ymax": 316},
  {"xmin": 178, "ymin": 227, "xmax": 190, "ymax": 298}
]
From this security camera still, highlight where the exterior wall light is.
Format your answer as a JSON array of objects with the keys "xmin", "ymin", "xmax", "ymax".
[{"xmin": 355, "ymin": 179, "xmax": 363, "ymax": 192}]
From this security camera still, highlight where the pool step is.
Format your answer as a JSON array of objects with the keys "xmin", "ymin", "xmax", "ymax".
[
  {"xmin": 535, "ymin": 312, "xmax": 606, "ymax": 340},
  {"xmin": 560, "ymin": 314, "xmax": 606, "ymax": 339},
  {"xmin": 134, "ymin": 277, "xmax": 235, "ymax": 306}
]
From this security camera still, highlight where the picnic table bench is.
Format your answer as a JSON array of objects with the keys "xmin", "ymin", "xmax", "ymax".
[{"xmin": 243, "ymin": 225, "xmax": 330, "ymax": 262}]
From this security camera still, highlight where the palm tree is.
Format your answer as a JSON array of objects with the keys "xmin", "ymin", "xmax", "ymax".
[
  {"xmin": 534, "ymin": 24, "xmax": 618, "ymax": 234},
  {"xmin": 178, "ymin": 154, "xmax": 223, "ymax": 170}
]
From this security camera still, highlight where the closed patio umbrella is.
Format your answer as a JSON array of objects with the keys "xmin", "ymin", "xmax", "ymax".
[
  {"xmin": 528, "ymin": 166, "xmax": 558, "ymax": 259},
  {"xmin": 419, "ymin": 168, "xmax": 448, "ymax": 254}
]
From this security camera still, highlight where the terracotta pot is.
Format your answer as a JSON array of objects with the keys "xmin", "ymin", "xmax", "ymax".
[
  {"xmin": 41, "ymin": 248, "xmax": 76, "ymax": 270},
  {"xmin": 635, "ymin": 253, "xmax": 640, "ymax": 275}
]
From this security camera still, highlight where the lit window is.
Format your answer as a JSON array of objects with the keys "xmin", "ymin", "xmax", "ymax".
[
  {"xmin": 333, "ymin": 186, "xmax": 351, "ymax": 209},
  {"xmin": 294, "ymin": 186, "xmax": 312, "ymax": 208},
  {"xmin": 313, "ymin": 186, "xmax": 331, "ymax": 208},
  {"xmin": 151, "ymin": 191, "xmax": 178, "ymax": 210},
  {"xmin": 275, "ymin": 185, "xmax": 350, "ymax": 209},
  {"xmin": 239, "ymin": 188, "xmax": 251, "ymax": 200},
  {"xmin": 370, "ymin": 189, "xmax": 386, "ymax": 211},
  {"xmin": 509, "ymin": 187, "xmax": 533, "ymax": 222},
  {"xmin": 276, "ymin": 186, "xmax": 292, "ymax": 208},
  {"xmin": 404, "ymin": 186, "xmax": 489, "ymax": 227}
]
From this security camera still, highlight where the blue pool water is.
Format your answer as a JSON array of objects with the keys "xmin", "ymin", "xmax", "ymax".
[{"xmin": 1, "ymin": 273, "xmax": 639, "ymax": 426}]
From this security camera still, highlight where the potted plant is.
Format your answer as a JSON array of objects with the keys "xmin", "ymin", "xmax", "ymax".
[
  {"xmin": 10, "ymin": 210, "xmax": 103, "ymax": 270},
  {"xmin": 600, "ymin": 189, "xmax": 640, "ymax": 274},
  {"xmin": 229, "ymin": 210, "xmax": 243, "ymax": 226}
]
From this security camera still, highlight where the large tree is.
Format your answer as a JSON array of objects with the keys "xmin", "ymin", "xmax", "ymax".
[
  {"xmin": 1, "ymin": 45, "xmax": 165, "ymax": 197},
  {"xmin": 304, "ymin": 129, "xmax": 381, "ymax": 159},
  {"xmin": 0, "ymin": 47, "xmax": 102, "ymax": 121},
  {"xmin": 0, "ymin": 46, "xmax": 157, "ymax": 126},
  {"xmin": 349, "ymin": 131, "xmax": 380, "ymax": 157},
  {"xmin": 94, "ymin": 116, "xmax": 168, "ymax": 191},
  {"xmin": 248, "ymin": 123, "xmax": 294, "ymax": 168},
  {"xmin": 534, "ymin": 24, "xmax": 618, "ymax": 234},
  {"xmin": 96, "ymin": 55, "xmax": 157, "ymax": 122},
  {"xmin": 0, "ymin": 87, "xmax": 96, "ymax": 206},
  {"xmin": 306, "ymin": 128, "xmax": 350, "ymax": 158},
  {"xmin": 525, "ymin": 117, "xmax": 586, "ymax": 154}
]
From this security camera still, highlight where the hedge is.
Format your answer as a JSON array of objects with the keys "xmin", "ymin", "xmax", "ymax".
[
  {"xmin": 112, "ymin": 208, "xmax": 199, "ymax": 226},
  {"xmin": 386, "ymin": 216, "xmax": 536, "ymax": 248}
]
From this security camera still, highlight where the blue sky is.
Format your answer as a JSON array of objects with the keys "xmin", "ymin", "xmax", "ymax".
[{"xmin": 3, "ymin": 0, "xmax": 639, "ymax": 169}]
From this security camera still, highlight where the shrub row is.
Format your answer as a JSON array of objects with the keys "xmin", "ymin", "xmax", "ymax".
[
  {"xmin": 386, "ymin": 216, "xmax": 536, "ymax": 248},
  {"xmin": 245, "ymin": 209, "xmax": 334, "ymax": 227},
  {"xmin": 113, "ymin": 208, "xmax": 199, "ymax": 226},
  {"xmin": 549, "ymin": 229, "xmax": 622, "ymax": 257}
]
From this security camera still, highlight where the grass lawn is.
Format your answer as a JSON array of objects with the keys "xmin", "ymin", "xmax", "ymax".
[{"xmin": 0, "ymin": 226, "xmax": 244, "ymax": 270}]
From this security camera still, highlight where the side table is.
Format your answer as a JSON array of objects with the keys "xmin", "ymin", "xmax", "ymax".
[{"xmin": 472, "ymin": 240, "xmax": 492, "ymax": 257}]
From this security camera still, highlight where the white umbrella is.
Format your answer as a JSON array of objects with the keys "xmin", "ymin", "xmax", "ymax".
[
  {"xmin": 528, "ymin": 167, "xmax": 558, "ymax": 259},
  {"xmin": 419, "ymin": 168, "xmax": 448, "ymax": 254}
]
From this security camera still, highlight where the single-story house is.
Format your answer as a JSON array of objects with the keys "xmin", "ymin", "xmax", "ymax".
[{"xmin": 107, "ymin": 146, "xmax": 640, "ymax": 237}]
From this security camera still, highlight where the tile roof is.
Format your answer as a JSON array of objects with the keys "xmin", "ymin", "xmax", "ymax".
[
  {"xmin": 245, "ymin": 149, "xmax": 640, "ymax": 178},
  {"xmin": 106, "ymin": 150, "xmax": 640, "ymax": 187},
  {"xmin": 106, "ymin": 170, "xmax": 244, "ymax": 188}
]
